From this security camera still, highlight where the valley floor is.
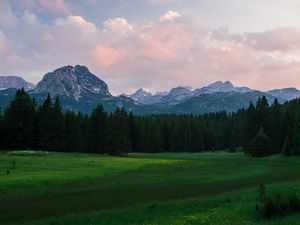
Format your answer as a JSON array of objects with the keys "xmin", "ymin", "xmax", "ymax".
[{"xmin": 0, "ymin": 151, "xmax": 299, "ymax": 225}]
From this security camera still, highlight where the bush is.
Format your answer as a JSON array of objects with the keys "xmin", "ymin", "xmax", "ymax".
[
  {"xmin": 248, "ymin": 129, "xmax": 274, "ymax": 157},
  {"xmin": 256, "ymin": 184, "xmax": 300, "ymax": 218}
]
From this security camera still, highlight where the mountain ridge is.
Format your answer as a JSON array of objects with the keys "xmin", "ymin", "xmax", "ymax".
[
  {"xmin": 0, "ymin": 76, "xmax": 35, "ymax": 91},
  {"xmin": 0, "ymin": 65, "xmax": 300, "ymax": 115}
]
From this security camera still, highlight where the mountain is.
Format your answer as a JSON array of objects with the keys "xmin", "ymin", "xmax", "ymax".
[
  {"xmin": 267, "ymin": 88, "xmax": 300, "ymax": 101},
  {"xmin": 0, "ymin": 76, "xmax": 35, "ymax": 90},
  {"xmin": 0, "ymin": 66, "xmax": 299, "ymax": 115},
  {"xmin": 128, "ymin": 88, "xmax": 151, "ymax": 101},
  {"xmin": 128, "ymin": 81, "xmax": 253, "ymax": 106},
  {"xmin": 126, "ymin": 88, "xmax": 167, "ymax": 105},
  {"xmin": 31, "ymin": 65, "xmax": 142, "ymax": 114},
  {"xmin": 194, "ymin": 81, "xmax": 252, "ymax": 95},
  {"xmin": 160, "ymin": 86, "xmax": 195, "ymax": 105},
  {"xmin": 171, "ymin": 91, "xmax": 280, "ymax": 114},
  {"xmin": 0, "ymin": 65, "xmax": 140, "ymax": 114},
  {"xmin": 34, "ymin": 65, "xmax": 111, "ymax": 99}
]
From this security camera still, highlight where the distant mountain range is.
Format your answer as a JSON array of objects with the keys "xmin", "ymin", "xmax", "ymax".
[
  {"xmin": 0, "ymin": 76, "xmax": 35, "ymax": 91},
  {"xmin": 0, "ymin": 65, "xmax": 300, "ymax": 115}
]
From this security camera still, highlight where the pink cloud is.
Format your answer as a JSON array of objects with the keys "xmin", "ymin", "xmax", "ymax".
[
  {"xmin": 8, "ymin": 0, "xmax": 70, "ymax": 14},
  {"xmin": 160, "ymin": 11, "xmax": 181, "ymax": 22},
  {"xmin": 0, "ymin": 31, "xmax": 9, "ymax": 53},
  {"xmin": 2, "ymin": 7, "xmax": 300, "ymax": 93},
  {"xmin": 37, "ymin": 0, "xmax": 69, "ymax": 13},
  {"xmin": 146, "ymin": 0, "xmax": 183, "ymax": 5},
  {"xmin": 103, "ymin": 18, "xmax": 133, "ymax": 35},
  {"xmin": 244, "ymin": 27, "xmax": 300, "ymax": 52},
  {"xmin": 91, "ymin": 45, "xmax": 122, "ymax": 68}
]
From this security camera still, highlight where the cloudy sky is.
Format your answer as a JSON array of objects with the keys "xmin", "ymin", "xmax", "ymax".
[{"xmin": 1, "ymin": 0, "xmax": 300, "ymax": 94}]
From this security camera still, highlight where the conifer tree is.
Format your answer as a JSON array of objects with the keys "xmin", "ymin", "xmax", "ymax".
[
  {"xmin": 292, "ymin": 103, "xmax": 300, "ymax": 155},
  {"xmin": 88, "ymin": 105, "xmax": 108, "ymax": 153},
  {"xmin": 108, "ymin": 107, "xmax": 131, "ymax": 156},
  {"xmin": 4, "ymin": 88, "xmax": 36, "ymax": 149},
  {"xmin": 36, "ymin": 93, "xmax": 54, "ymax": 150}
]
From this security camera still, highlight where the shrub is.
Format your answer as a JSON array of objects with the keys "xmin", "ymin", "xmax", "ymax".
[{"xmin": 256, "ymin": 184, "xmax": 300, "ymax": 218}]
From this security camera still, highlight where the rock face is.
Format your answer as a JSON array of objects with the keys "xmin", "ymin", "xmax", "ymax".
[
  {"xmin": 128, "ymin": 88, "xmax": 152, "ymax": 102},
  {"xmin": 127, "ymin": 88, "xmax": 167, "ymax": 105},
  {"xmin": 161, "ymin": 86, "xmax": 195, "ymax": 105},
  {"xmin": 0, "ymin": 76, "xmax": 35, "ymax": 90},
  {"xmin": 1, "ymin": 66, "xmax": 300, "ymax": 115},
  {"xmin": 128, "ymin": 81, "xmax": 254, "ymax": 106},
  {"xmin": 194, "ymin": 81, "xmax": 252, "ymax": 95},
  {"xmin": 34, "ymin": 65, "xmax": 111, "ymax": 100}
]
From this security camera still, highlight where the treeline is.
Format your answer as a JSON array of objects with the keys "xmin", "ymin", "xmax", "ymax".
[{"xmin": 0, "ymin": 89, "xmax": 299, "ymax": 157}]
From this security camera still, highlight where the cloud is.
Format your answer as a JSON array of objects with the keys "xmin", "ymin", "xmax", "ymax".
[
  {"xmin": 160, "ymin": 11, "xmax": 181, "ymax": 22},
  {"xmin": 8, "ymin": 0, "xmax": 70, "ymax": 14},
  {"xmin": 103, "ymin": 18, "xmax": 133, "ymax": 35},
  {"xmin": 91, "ymin": 45, "xmax": 122, "ymax": 68},
  {"xmin": 37, "ymin": 0, "xmax": 70, "ymax": 13},
  {"xmin": 146, "ymin": 0, "xmax": 183, "ymax": 5},
  {"xmin": 243, "ymin": 27, "xmax": 300, "ymax": 52},
  {"xmin": 0, "ymin": 31, "xmax": 9, "ymax": 53},
  {"xmin": 1, "ymin": 4, "xmax": 300, "ymax": 94}
]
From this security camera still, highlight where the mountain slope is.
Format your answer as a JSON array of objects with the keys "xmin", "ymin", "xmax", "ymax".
[
  {"xmin": 34, "ymin": 65, "xmax": 111, "ymax": 100},
  {"xmin": 171, "ymin": 91, "xmax": 281, "ymax": 114},
  {"xmin": 267, "ymin": 88, "xmax": 300, "ymax": 101},
  {"xmin": 0, "ymin": 66, "xmax": 299, "ymax": 115},
  {"xmin": 0, "ymin": 76, "xmax": 35, "ymax": 90}
]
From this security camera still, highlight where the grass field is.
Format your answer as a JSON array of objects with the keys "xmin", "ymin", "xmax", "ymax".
[{"xmin": 0, "ymin": 151, "xmax": 299, "ymax": 225}]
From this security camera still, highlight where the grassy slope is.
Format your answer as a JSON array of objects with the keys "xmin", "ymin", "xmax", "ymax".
[{"xmin": 0, "ymin": 152, "xmax": 299, "ymax": 225}]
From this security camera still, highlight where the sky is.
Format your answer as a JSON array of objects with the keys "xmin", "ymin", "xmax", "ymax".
[{"xmin": 1, "ymin": 0, "xmax": 300, "ymax": 94}]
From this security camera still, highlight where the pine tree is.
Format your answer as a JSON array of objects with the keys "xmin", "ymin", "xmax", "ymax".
[
  {"xmin": 292, "ymin": 103, "xmax": 300, "ymax": 155},
  {"xmin": 245, "ymin": 102, "xmax": 257, "ymax": 138},
  {"xmin": 280, "ymin": 109, "xmax": 294, "ymax": 152},
  {"xmin": 108, "ymin": 107, "xmax": 131, "ymax": 156},
  {"xmin": 52, "ymin": 97, "xmax": 64, "ymax": 151},
  {"xmin": 248, "ymin": 127, "xmax": 273, "ymax": 157},
  {"xmin": 4, "ymin": 89, "xmax": 36, "ymax": 149},
  {"xmin": 268, "ymin": 98, "xmax": 282, "ymax": 153},
  {"xmin": 282, "ymin": 135, "xmax": 293, "ymax": 156},
  {"xmin": 88, "ymin": 105, "xmax": 108, "ymax": 153},
  {"xmin": 36, "ymin": 93, "xmax": 54, "ymax": 150},
  {"xmin": 63, "ymin": 111, "xmax": 84, "ymax": 152}
]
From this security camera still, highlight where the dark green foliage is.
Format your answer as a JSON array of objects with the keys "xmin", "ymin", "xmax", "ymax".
[
  {"xmin": 3, "ymin": 89, "xmax": 36, "ymax": 149},
  {"xmin": 107, "ymin": 107, "xmax": 131, "ymax": 156},
  {"xmin": 282, "ymin": 136, "xmax": 293, "ymax": 156},
  {"xmin": 88, "ymin": 105, "xmax": 108, "ymax": 153},
  {"xmin": 248, "ymin": 128, "xmax": 274, "ymax": 157},
  {"xmin": 256, "ymin": 184, "xmax": 300, "ymax": 218},
  {"xmin": 1, "ymin": 90, "xmax": 300, "ymax": 157}
]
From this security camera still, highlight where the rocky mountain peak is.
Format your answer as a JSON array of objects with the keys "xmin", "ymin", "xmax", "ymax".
[
  {"xmin": 128, "ymin": 88, "xmax": 153, "ymax": 103},
  {"xmin": 206, "ymin": 81, "xmax": 234, "ymax": 91},
  {"xmin": 0, "ymin": 76, "xmax": 35, "ymax": 90},
  {"xmin": 34, "ymin": 65, "xmax": 111, "ymax": 100},
  {"xmin": 135, "ymin": 88, "xmax": 151, "ymax": 96}
]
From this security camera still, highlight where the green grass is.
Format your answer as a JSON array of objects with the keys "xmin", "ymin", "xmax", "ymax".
[{"xmin": 0, "ymin": 151, "xmax": 299, "ymax": 225}]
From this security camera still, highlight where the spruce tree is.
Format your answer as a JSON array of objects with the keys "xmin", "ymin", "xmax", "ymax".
[
  {"xmin": 88, "ymin": 105, "xmax": 108, "ymax": 153},
  {"xmin": 36, "ymin": 93, "xmax": 54, "ymax": 150},
  {"xmin": 4, "ymin": 89, "xmax": 36, "ymax": 149},
  {"xmin": 292, "ymin": 103, "xmax": 300, "ymax": 155},
  {"xmin": 108, "ymin": 107, "xmax": 131, "ymax": 156}
]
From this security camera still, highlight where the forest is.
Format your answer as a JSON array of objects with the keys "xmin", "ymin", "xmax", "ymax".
[{"xmin": 0, "ymin": 88, "xmax": 299, "ymax": 157}]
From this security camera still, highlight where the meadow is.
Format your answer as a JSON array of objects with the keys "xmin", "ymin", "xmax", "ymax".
[{"xmin": 0, "ymin": 151, "xmax": 299, "ymax": 225}]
